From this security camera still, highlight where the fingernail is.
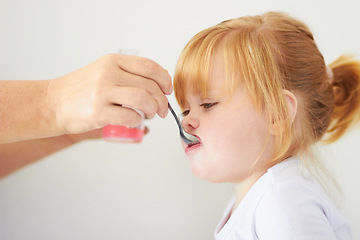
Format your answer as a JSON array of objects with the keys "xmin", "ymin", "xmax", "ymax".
[
  {"xmin": 168, "ymin": 84, "xmax": 173, "ymax": 95},
  {"xmin": 164, "ymin": 109, "xmax": 169, "ymax": 118}
]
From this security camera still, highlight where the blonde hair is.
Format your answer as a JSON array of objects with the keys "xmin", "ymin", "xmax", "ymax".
[{"xmin": 174, "ymin": 12, "xmax": 360, "ymax": 174}]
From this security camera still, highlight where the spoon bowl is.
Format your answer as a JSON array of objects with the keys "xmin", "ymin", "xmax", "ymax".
[{"xmin": 168, "ymin": 103, "xmax": 199, "ymax": 145}]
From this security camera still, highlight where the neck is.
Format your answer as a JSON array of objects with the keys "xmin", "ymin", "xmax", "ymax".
[{"xmin": 231, "ymin": 169, "xmax": 267, "ymax": 214}]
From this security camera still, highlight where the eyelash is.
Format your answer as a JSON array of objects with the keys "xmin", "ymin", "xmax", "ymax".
[
  {"xmin": 201, "ymin": 102, "xmax": 218, "ymax": 109},
  {"xmin": 181, "ymin": 102, "xmax": 218, "ymax": 117},
  {"xmin": 181, "ymin": 110, "xmax": 190, "ymax": 117}
]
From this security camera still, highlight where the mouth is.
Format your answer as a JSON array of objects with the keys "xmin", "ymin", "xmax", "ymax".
[
  {"xmin": 185, "ymin": 136, "xmax": 202, "ymax": 153},
  {"xmin": 188, "ymin": 141, "xmax": 200, "ymax": 148}
]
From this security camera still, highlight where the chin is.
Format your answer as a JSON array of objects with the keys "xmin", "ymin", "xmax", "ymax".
[
  {"xmin": 189, "ymin": 163, "xmax": 208, "ymax": 180},
  {"xmin": 189, "ymin": 164, "xmax": 224, "ymax": 183}
]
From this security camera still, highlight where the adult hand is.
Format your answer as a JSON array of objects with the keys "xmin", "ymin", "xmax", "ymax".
[{"xmin": 47, "ymin": 54, "xmax": 172, "ymax": 134}]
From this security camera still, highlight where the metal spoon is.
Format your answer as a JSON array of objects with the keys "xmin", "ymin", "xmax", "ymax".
[{"xmin": 168, "ymin": 103, "xmax": 199, "ymax": 145}]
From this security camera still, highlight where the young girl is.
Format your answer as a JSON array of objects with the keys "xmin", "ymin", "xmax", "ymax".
[{"xmin": 174, "ymin": 12, "xmax": 359, "ymax": 239}]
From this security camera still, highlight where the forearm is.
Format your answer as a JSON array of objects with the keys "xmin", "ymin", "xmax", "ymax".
[
  {"xmin": 0, "ymin": 135, "xmax": 75, "ymax": 179},
  {"xmin": 0, "ymin": 80, "xmax": 60, "ymax": 143}
]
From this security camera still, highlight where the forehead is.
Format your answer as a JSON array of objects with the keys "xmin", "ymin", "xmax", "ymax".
[
  {"xmin": 189, "ymin": 51, "xmax": 229, "ymax": 92},
  {"xmin": 184, "ymin": 79, "xmax": 226, "ymax": 101}
]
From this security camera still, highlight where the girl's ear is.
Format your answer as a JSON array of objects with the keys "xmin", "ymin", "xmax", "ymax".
[
  {"xmin": 270, "ymin": 90, "xmax": 298, "ymax": 135},
  {"xmin": 283, "ymin": 90, "xmax": 298, "ymax": 123}
]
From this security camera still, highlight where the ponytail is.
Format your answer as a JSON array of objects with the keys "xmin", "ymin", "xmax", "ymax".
[{"xmin": 324, "ymin": 55, "xmax": 360, "ymax": 143}]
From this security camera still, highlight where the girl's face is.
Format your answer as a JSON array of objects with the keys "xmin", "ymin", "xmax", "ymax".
[{"xmin": 180, "ymin": 59, "xmax": 274, "ymax": 184}]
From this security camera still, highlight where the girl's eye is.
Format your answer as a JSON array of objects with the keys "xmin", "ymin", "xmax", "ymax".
[
  {"xmin": 201, "ymin": 102, "xmax": 218, "ymax": 110},
  {"xmin": 181, "ymin": 110, "xmax": 190, "ymax": 117}
]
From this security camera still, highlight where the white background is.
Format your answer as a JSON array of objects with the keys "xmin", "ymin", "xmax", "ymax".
[{"xmin": 0, "ymin": 0, "xmax": 359, "ymax": 239}]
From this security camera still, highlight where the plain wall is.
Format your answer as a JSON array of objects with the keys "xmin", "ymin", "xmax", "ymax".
[{"xmin": 0, "ymin": 0, "xmax": 359, "ymax": 239}]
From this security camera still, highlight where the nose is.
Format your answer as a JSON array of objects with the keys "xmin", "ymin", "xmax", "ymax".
[{"xmin": 181, "ymin": 113, "xmax": 199, "ymax": 134}]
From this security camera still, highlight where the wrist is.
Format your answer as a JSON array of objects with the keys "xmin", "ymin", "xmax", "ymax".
[{"xmin": 46, "ymin": 77, "xmax": 66, "ymax": 134}]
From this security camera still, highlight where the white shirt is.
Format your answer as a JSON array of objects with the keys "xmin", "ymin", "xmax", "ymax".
[{"xmin": 214, "ymin": 157, "xmax": 352, "ymax": 240}]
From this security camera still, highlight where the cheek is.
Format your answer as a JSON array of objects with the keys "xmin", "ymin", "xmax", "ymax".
[{"xmin": 207, "ymin": 114, "xmax": 269, "ymax": 158}]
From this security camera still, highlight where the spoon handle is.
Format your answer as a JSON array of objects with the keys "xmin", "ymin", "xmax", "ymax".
[{"xmin": 168, "ymin": 103, "xmax": 192, "ymax": 145}]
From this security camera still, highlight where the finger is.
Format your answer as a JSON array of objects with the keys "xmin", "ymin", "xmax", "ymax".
[
  {"xmin": 111, "ymin": 70, "xmax": 169, "ymax": 118},
  {"xmin": 116, "ymin": 54, "xmax": 173, "ymax": 95},
  {"xmin": 103, "ymin": 105, "xmax": 143, "ymax": 127},
  {"xmin": 108, "ymin": 87, "xmax": 162, "ymax": 119}
]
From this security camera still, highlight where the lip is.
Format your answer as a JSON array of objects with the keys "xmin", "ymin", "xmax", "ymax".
[{"xmin": 185, "ymin": 136, "xmax": 202, "ymax": 154}]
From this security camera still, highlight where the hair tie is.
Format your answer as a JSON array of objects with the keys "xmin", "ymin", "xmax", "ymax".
[{"xmin": 326, "ymin": 65, "xmax": 334, "ymax": 84}]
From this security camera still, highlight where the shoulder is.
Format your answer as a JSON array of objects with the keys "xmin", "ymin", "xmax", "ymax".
[{"xmin": 254, "ymin": 158, "xmax": 342, "ymax": 240}]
